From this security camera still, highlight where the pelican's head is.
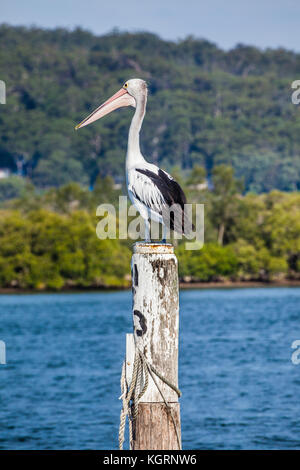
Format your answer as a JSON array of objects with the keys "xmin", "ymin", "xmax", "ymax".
[
  {"xmin": 75, "ymin": 78, "xmax": 147, "ymax": 130},
  {"xmin": 123, "ymin": 78, "xmax": 148, "ymax": 101}
]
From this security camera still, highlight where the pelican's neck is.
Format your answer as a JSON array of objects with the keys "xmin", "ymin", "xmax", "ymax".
[{"xmin": 126, "ymin": 92, "xmax": 147, "ymax": 168}]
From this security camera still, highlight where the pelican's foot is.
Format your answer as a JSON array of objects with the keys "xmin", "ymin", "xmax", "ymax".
[
  {"xmin": 142, "ymin": 239, "xmax": 168, "ymax": 244},
  {"xmin": 144, "ymin": 239, "xmax": 169, "ymax": 244}
]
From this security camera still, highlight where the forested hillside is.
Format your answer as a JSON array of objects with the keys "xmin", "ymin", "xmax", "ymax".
[{"xmin": 1, "ymin": 24, "xmax": 300, "ymax": 192}]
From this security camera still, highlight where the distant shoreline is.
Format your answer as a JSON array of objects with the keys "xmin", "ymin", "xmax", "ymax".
[
  {"xmin": 179, "ymin": 279, "xmax": 300, "ymax": 289},
  {"xmin": 0, "ymin": 279, "xmax": 300, "ymax": 294}
]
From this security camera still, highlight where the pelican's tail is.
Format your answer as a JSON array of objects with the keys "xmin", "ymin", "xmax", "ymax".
[{"xmin": 162, "ymin": 204, "xmax": 195, "ymax": 238}]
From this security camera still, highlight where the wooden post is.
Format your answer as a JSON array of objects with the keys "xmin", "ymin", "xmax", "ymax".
[{"xmin": 129, "ymin": 242, "xmax": 181, "ymax": 450}]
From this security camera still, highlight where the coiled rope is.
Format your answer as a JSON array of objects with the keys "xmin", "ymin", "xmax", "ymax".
[{"xmin": 118, "ymin": 346, "xmax": 181, "ymax": 450}]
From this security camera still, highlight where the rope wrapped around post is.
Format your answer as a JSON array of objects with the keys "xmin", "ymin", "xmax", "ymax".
[{"xmin": 119, "ymin": 346, "xmax": 181, "ymax": 450}]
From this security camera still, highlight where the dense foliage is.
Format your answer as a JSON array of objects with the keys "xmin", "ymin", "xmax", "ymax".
[
  {"xmin": 0, "ymin": 167, "xmax": 299, "ymax": 289},
  {"xmin": 0, "ymin": 208, "xmax": 131, "ymax": 289},
  {"xmin": 1, "ymin": 25, "xmax": 300, "ymax": 191}
]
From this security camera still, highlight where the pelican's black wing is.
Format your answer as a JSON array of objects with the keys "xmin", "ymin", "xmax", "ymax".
[{"xmin": 133, "ymin": 167, "xmax": 193, "ymax": 235}]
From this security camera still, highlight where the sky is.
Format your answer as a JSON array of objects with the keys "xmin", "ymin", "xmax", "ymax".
[{"xmin": 2, "ymin": 0, "xmax": 300, "ymax": 51}]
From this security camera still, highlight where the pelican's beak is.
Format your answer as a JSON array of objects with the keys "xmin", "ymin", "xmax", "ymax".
[{"xmin": 75, "ymin": 88, "xmax": 135, "ymax": 130}]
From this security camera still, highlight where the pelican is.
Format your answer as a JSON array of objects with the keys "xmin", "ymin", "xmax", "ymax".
[{"xmin": 76, "ymin": 79, "xmax": 193, "ymax": 242}]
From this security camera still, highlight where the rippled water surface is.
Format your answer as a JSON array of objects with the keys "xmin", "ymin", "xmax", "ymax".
[{"xmin": 0, "ymin": 288, "xmax": 299, "ymax": 449}]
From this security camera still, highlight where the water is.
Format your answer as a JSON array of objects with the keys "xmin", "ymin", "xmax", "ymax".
[{"xmin": 0, "ymin": 288, "xmax": 299, "ymax": 450}]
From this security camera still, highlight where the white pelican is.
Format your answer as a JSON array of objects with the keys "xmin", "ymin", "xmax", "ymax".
[{"xmin": 76, "ymin": 79, "xmax": 193, "ymax": 242}]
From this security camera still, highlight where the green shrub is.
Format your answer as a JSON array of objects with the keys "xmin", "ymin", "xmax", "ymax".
[{"xmin": 177, "ymin": 243, "xmax": 238, "ymax": 281}]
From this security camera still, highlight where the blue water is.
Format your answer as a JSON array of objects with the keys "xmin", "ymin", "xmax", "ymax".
[{"xmin": 0, "ymin": 288, "xmax": 299, "ymax": 450}]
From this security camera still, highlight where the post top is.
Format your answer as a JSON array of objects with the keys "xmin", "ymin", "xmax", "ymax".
[{"xmin": 133, "ymin": 242, "xmax": 174, "ymax": 254}]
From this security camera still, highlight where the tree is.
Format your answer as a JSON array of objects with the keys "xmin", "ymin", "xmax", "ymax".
[{"xmin": 209, "ymin": 165, "xmax": 244, "ymax": 245}]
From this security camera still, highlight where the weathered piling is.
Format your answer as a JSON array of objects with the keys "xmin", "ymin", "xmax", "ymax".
[{"xmin": 128, "ymin": 242, "xmax": 181, "ymax": 450}]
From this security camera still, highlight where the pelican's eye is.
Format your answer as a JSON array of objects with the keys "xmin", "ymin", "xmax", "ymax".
[{"xmin": 124, "ymin": 83, "xmax": 128, "ymax": 89}]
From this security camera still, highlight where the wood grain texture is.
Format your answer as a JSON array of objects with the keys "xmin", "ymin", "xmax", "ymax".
[
  {"xmin": 132, "ymin": 403, "xmax": 181, "ymax": 450},
  {"xmin": 130, "ymin": 242, "xmax": 181, "ymax": 450},
  {"xmin": 131, "ymin": 242, "xmax": 179, "ymax": 403}
]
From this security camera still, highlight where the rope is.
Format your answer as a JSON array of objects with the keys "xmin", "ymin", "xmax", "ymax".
[
  {"xmin": 142, "ymin": 353, "xmax": 182, "ymax": 450},
  {"xmin": 119, "ymin": 350, "xmax": 149, "ymax": 449},
  {"xmin": 118, "ymin": 346, "xmax": 181, "ymax": 450}
]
